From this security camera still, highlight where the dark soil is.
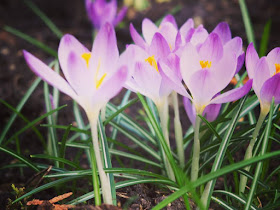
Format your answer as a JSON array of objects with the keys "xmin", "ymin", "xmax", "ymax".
[{"xmin": 1, "ymin": 0, "xmax": 280, "ymax": 209}]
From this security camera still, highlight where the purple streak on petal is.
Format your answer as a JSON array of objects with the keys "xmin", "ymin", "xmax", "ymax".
[
  {"xmin": 210, "ymin": 79, "xmax": 252, "ymax": 104},
  {"xmin": 236, "ymin": 52, "xmax": 245, "ymax": 73},
  {"xmin": 266, "ymin": 47, "xmax": 280, "ymax": 76},
  {"xmin": 58, "ymin": 34, "xmax": 89, "ymax": 84},
  {"xmin": 161, "ymin": 14, "xmax": 178, "ymax": 29},
  {"xmin": 183, "ymin": 97, "xmax": 195, "ymax": 125},
  {"xmin": 142, "ymin": 18, "xmax": 158, "ymax": 45},
  {"xmin": 130, "ymin": 23, "xmax": 147, "ymax": 50},
  {"xmin": 260, "ymin": 73, "xmax": 280, "ymax": 105},
  {"xmin": 198, "ymin": 33, "xmax": 223, "ymax": 63},
  {"xmin": 254, "ymin": 57, "xmax": 270, "ymax": 97},
  {"xmin": 149, "ymin": 33, "xmax": 170, "ymax": 59},
  {"xmin": 66, "ymin": 51, "xmax": 90, "ymax": 95},
  {"xmin": 158, "ymin": 23, "xmax": 178, "ymax": 50},
  {"xmin": 91, "ymin": 23, "xmax": 119, "ymax": 75},
  {"xmin": 23, "ymin": 50, "xmax": 77, "ymax": 100},
  {"xmin": 203, "ymin": 103, "xmax": 221, "ymax": 122},
  {"xmin": 245, "ymin": 42, "xmax": 259, "ymax": 79},
  {"xmin": 113, "ymin": 6, "xmax": 127, "ymax": 26},
  {"xmin": 180, "ymin": 18, "xmax": 194, "ymax": 38},
  {"xmin": 174, "ymin": 31, "xmax": 182, "ymax": 52},
  {"xmin": 212, "ymin": 22, "xmax": 231, "ymax": 44}
]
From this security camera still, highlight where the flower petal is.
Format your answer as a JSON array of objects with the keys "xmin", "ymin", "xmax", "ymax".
[
  {"xmin": 158, "ymin": 22, "xmax": 178, "ymax": 51},
  {"xmin": 130, "ymin": 23, "xmax": 147, "ymax": 49},
  {"xmin": 149, "ymin": 33, "xmax": 170, "ymax": 59},
  {"xmin": 266, "ymin": 47, "xmax": 280, "ymax": 76},
  {"xmin": 254, "ymin": 57, "xmax": 270, "ymax": 97},
  {"xmin": 183, "ymin": 97, "xmax": 195, "ymax": 125},
  {"xmin": 198, "ymin": 33, "xmax": 223, "ymax": 63},
  {"xmin": 161, "ymin": 14, "xmax": 178, "ymax": 29},
  {"xmin": 180, "ymin": 43, "xmax": 201, "ymax": 85},
  {"xmin": 142, "ymin": 18, "xmax": 158, "ymax": 45},
  {"xmin": 23, "ymin": 50, "xmax": 77, "ymax": 100},
  {"xmin": 58, "ymin": 34, "xmax": 89, "ymax": 83},
  {"xmin": 236, "ymin": 52, "xmax": 245, "ymax": 73},
  {"xmin": 212, "ymin": 22, "xmax": 231, "ymax": 44},
  {"xmin": 245, "ymin": 42, "xmax": 259, "ymax": 79},
  {"xmin": 260, "ymin": 73, "xmax": 280, "ymax": 106},
  {"xmin": 91, "ymin": 23, "xmax": 119, "ymax": 75},
  {"xmin": 203, "ymin": 103, "xmax": 221, "ymax": 122},
  {"xmin": 179, "ymin": 18, "xmax": 194, "ymax": 38},
  {"xmin": 210, "ymin": 79, "xmax": 252, "ymax": 104},
  {"xmin": 113, "ymin": 6, "xmax": 127, "ymax": 26},
  {"xmin": 189, "ymin": 25, "xmax": 208, "ymax": 46}
]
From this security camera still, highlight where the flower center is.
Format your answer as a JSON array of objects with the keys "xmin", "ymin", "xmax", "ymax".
[
  {"xmin": 145, "ymin": 55, "xmax": 159, "ymax": 72},
  {"xmin": 275, "ymin": 63, "xmax": 280, "ymax": 75},
  {"xmin": 200, "ymin": 60, "xmax": 212, "ymax": 69},
  {"xmin": 81, "ymin": 52, "xmax": 91, "ymax": 68}
]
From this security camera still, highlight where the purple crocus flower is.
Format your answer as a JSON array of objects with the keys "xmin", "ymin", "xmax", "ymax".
[
  {"xmin": 24, "ymin": 23, "xmax": 128, "ymax": 119},
  {"xmin": 130, "ymin": 15, "xmax": 194, "ymax": 52},
  {"xmin": 246, "ymin": 43, "xmax": 280, "ymax": 112},
  {"xmin": 183, "ymin": 97, "xmax": 221, "ymax": 125},
  {"xmin": 163, "ymin": 32, "xmax": 252, "ymax": 115},
  {"xmin": 85, "ymin": 0, "xmax": 127, "ymax": 30}
]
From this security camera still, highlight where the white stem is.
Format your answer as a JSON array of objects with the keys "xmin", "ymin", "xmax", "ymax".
[{"xmin": 88, "ymin": 113, "xmax": 112, "ymax": 204}]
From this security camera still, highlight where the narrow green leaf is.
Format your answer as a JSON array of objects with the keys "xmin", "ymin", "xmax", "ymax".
[
  {"xmin": 59, "ymin": 124, "xmax": 72, "ymax": 168},
  {"xmin": 0, "ymin": 146, "xmax": 39, "ymax": 172},
  {"xmin": 239, "ymin": 0, "xmax": 255, "ymax": 45},
  {"xmin": 4, "ymin": 26, "xmax": 57, "ymax": 57},
  {"xmin": 258, "ymin": 20, "xmax": 272, "ymax": 57},
  {"xmin": 24, "ymin": 0, "xmax": 63, "ymax": 38}
]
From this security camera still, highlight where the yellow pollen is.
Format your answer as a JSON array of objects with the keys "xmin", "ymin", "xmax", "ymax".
[
  {"xmin": 95, "ymin": 58, "xmax": 107, "ymax": 89},
  {"xmin": 145, "ymin": 55, "xmax": 159, "ymax": 72},
  {"xmin": 275, "ymin": 63, "xmax": 280, "ymax": 75},
  {"xmin": 81, "ymin": 52, "xmax": 91, "ymax": 68},
  {"xmin": 200, "ymin": 60, "xmax": 212, "ymax": 69}
]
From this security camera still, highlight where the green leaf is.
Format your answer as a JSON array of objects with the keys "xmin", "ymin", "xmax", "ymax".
[{"xmin": 258, "ymin": 20, "xmax": 272, "ymax": 57}]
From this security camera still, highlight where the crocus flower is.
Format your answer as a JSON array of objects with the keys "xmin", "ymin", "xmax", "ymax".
[
  {"xmin": 246, "ymin": 43, "xmax": 280, "ymax": 112},
  {"xmin": 130, "ymin": 14, "xmax": 194, "ymax": 52},
  {"xmin": 23, "ymin": 23, "xmax": 128, "ymax": 204},
  {"xmin": 183, "ymin": 97, "xmax": 221, "ymax": 125},
  {"xmin": 85, "ymin": 0, "xmax": 127, "ymax": 30}
]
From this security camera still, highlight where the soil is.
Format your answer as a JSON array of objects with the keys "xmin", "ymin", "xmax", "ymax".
[{"xmin": 1, "ymin": 0, "xmax": 280, "ymax": 209}]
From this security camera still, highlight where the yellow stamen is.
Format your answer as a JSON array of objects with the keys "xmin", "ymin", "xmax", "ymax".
[
  {"xmin": 200, "ymin": 60, "xmax": 212, "ymax": 69},
  {"xmin": 145, "ymin": 55, "xmax": 159, "ymax": 72},
  {"xmin": 81, "ymin": 52, "xmax": 91, "ymax": 68},
  {"xmin": 95, "ymin": 59, "xmax": 107, "ymax": 89},
  {"xmin": 275, "ymin": 63, "xmax": 280, "ymax": 75}
]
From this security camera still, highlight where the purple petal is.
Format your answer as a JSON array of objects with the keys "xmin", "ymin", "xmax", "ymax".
[
  {"xmin": 180, "ymin": 43, "xmax": 201, "ymax": 85},
  {"xmin": 58, "ymin": 34, "xmax": 89, "ymax": 84},
  {"xmin": 130, "ymin": 23, "xmax": 147, "ymax": 50},
  {"xmin": 161, "ymin": 14, "xmax": 178, "ymax": 29},
  {"xmin": 254, "ymin": 57, "xmax": 270, "ymax": 97},
  {"xmin": 198, "ymin": 33, "xmax": 223, "ymax": 63},
  {"xmin": 113, "ymin": 6, "xmax": 127, "ymax": 26},
  {"xmin": 93, "ymin": 66, "xmax": 128, "ymax": 109},
  {"xmin": 210, "ymin": 79, "xmax": 252, "ymax": 104},
  {"xmin": 236, "ymin": 52, "xmax": 245, "ymax": 74},
  {"xmin": 148, "ymin": 33, "xmax": 171, "ymax": 59},
  {"xmin": 23, "ymin": 50, "xmax": 77, "ymax": 100},
  {"xmin": 179, "ymin": 18, "xmax": 194, "ymax": 38},
  {"xmin": 260, "ymin": 73, "xmax": 280, "ymax": 105},
  {"xmin": 189, "ymin": 25, "xmax": 208, "ymax": 46},
  {"xmin": 224, "ymin": 37, "xmax": 243, "ymax": 56},
  {"xmin": 142, "ymin": 18, "xmax": 158, "ymax": 45},
  {"xmin": 203, "ymin": 103, "xmax": 221, "ymax": 122},
  {"xmin": 66, "ymin": 51, "xmax": 90, "ymax": 95},
  {"xmin": 266, "ymin": 47, "xmax": 280, "ymax": 76},
  {"xmin": 158, "ymin": 23, "xmax": 178, "ymax": 51},
  {"xmin": 183, "ymin": 97, "xmax": 195, "ymax": 125},
  {"xmin": 245, "ymin": 43, "xmax": 259, "ymax": 79},
  {"xmin": 212, "ymin": 22, "xmax": 231, "ymax": 44},
  {"xmin": 91, "ymin": 23, "xmax": 119, "ymax": 75}
]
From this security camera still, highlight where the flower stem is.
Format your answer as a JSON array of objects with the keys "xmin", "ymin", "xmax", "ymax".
[
  {"xmin": 239, "ymin": 108, "xmax": 268, "ymax": 194},
  {"xmin": 88, "ymin": 113, "xmax": 113, "ymax": 204},
  {"xmin": 172, "ymin": 91, "xmax": 185, "ymax": 168},
  {"xmin": 191, "ymin": 114, "xmax": 201, "ymax": 182},
  {"xmin": 157, "ymin": 97, "xmax": 175, "ymax": 181}
]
